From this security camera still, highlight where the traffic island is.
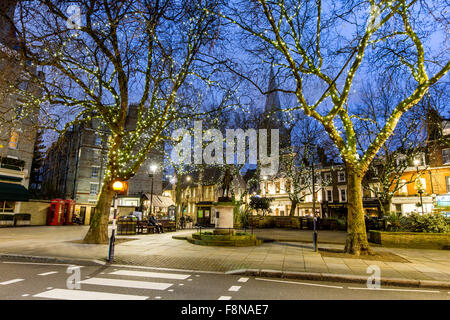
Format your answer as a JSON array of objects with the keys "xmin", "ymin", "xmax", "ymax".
[{"xmin": 187, "ymin": 230, "xmax": 262, "ymax": 247}]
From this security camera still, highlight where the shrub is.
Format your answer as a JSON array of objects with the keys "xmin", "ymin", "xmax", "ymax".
[
  {"xmin": 385, "ymin": 213, "xmax": 402, "ymax": 232},
  {"xmin": 399, "ymin": 213, "xmax": 449, "ymax": 233}
]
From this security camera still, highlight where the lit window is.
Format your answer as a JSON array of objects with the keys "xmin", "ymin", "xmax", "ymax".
[
  {"xmin": 275, "ymin": 182, "xmax": 280, "ymax": 193},
  {"xmin": 8, "ymin": 131, "xmax": 19, "ymax": 149},
  {"xmin": 446, "ymin": 176, "xmax": 450, "ymax": 193}
]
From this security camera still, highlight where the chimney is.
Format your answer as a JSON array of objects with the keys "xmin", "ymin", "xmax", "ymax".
[{"xmin": 0, "ymin": 0, "xmax": 18, "ymax": 49}]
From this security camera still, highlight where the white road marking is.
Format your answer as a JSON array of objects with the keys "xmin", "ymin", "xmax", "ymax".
[
  {"xmin": 218, "ymin": 296, "xmax": 232, "ymax": 300},
  {"xmin": 179, "ymin": 284, "xmax": 184, "ymax": 286},
  {"xmin": 255, "ymin": 278, "xmax": 343, "ymax": 289},
  {"xmin": 22, "ymin": 294, "xmax": 29, "ymax": 297},
  {"xmin": 33, "ymin": 289, "xmax": 148, "ymax": 300},
  {"xmin": 228, "ymin": 286, "xmax": 241, "ymax": 292},
  {"xmin": 109, "ymin": 270, "xmax": 190, "ymax": 280},
  {"xmin": 238, "ymin": 277, "xmax": 249, "ymax": 283},
  {"xmin": 155, "ymin": 296, "xmax": 162, "ymax": 299},
  {"xmin": 46, "ymin": 287, "xmax": 53, "ymax": 290},
  {"xmin": 79, "ymin": 277, "xmax": 173, "ymax": 290},
  {"xmin": 348, "ymin": 287, "xmax": 440, "ymax": 293},
  {"xmin": 38, "ymin": 271, "xmax": 58, "ymax": 276},
  {"xmin": 2, "ymin": 262, "xmax": 83, "ymax": 267},
  {"xmin": 0, "ymin": 279, "xmax": 24, "ymax": 285}
]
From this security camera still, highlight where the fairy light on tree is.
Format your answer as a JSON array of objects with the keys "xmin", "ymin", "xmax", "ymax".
[
  {"xmin": 12, "ymin": 0, "xmax": 228, "ymax": 244},
  {"xmin": 217, "ymin": 0, "xmax": 450, "ymax": 255}
]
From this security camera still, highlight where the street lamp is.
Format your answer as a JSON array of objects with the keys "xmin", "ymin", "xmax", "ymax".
[
  {"xmin": 108, "ymin": 180, "xmax": 125, "ymax": 263},
  {"xmin": 149, "ymin": 164, "xmax": 158, "ymax": 217},
  {"xmin": 414, "ymin": 159, "xmax": 425, "ymax": 215}
]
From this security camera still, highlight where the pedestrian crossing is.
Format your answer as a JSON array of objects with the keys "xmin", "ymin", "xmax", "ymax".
[{"xmin": 30, "ymin": 269, "xmax": 192, "ymax": 300}]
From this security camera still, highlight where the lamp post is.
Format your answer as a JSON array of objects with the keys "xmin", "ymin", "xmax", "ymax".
[
  {"xmin": 149, "ymin": 164, "xmax": 158, "ymax": 218},
  {"xmin": 107, "ymin": 180, "xmax": 124, "ymax": 263},
  {"xmin": 414, "ymin": 159, "xmax": 425, "ymax": 215}
]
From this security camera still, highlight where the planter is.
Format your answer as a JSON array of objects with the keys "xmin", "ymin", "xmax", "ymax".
[{"xmin": 369, "ymin": 230, "xmax": 450, "ymax": 250}]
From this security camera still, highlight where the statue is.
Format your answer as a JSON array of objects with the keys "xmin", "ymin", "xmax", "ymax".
[{"xmin": 220, "ymin": 167, "xmax": 232, "ymax": 201}]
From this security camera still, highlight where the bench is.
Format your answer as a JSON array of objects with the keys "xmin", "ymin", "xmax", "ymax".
[
  {"xmin": 158, "ymin": 220, "xmax": 176, "ymax": 232},
  {"xmin": 136, "ymin": 221, "xmax": 156, "ymax": 234}
]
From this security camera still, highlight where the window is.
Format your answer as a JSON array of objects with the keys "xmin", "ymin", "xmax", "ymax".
[
  {"xmin": 443, "ymin": 149, "xmax": 450, "ymax": 165},
  {"xmin": 264, "ymin": 182, "xmax": 269, "ymax": 194},
  {"xmin": 285, "ymin": 180, "xmax": 291, "ymax": 193},
  {"xmin": 446, "ymin": 176, "xmax": 450, "ymax": 193},
  {"xmin": 338, "ymin": 171, "xmax": 346, "ymax": 182},
  {"xmin": 399, "ymin": 180, "xmax": 408, "ymax": 195},
  {"xmin": 0, "ymin": 201, "xmax": 14, "ymax": 212},
  {"xmin": 325, "ymin": 188, "xmax": 333, "ymax": 202},
  {"xmin": 8, "ymin": 131, "xmax": 19, "ymax": 149},
  {"xmin": 90, "ymin": 183, "xmax": 99, "ymax": 195},
  {"xmin": 339, "ymin": 188, "xmax": 347, "ymax": 202},
  {"xmin": 91, "ymin": 166, "xmax": 99, "ymax": 178},
  {"xmin": 94, "ymin": 134, "xmax": 102, "ymax": 146},
  {"xmin": 323, "ymin": 172, "xmax": 332, "ymax": 183},
  {"xmin": 275, "ymin": 181, "xmax": 280, "ymax": 193}
]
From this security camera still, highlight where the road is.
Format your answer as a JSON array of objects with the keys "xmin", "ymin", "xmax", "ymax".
[{"xmin": 0, "ymin": 260, "xmax": 449, "ymax": 300}]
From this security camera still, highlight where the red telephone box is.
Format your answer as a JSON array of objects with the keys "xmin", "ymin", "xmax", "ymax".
[
  {"xmin": 63, "ymin": 200, "xmax": 76, "ymax": 225},
  {"xmin": 47, "ymin": 199, "xmax": 64, "ymax": 226}
]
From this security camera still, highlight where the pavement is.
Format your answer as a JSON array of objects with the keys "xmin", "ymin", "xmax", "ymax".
[{"xmin": 0, "ymin": 226, "xmax": 449, "ymax": 289}]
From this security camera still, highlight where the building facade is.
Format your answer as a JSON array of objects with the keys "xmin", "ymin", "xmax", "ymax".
[
  {"xmin": 0, "ymin": 0, "xmax": 41, "ymax": 214},
  {"xmin": 41, "ymin": 107, "xmax": 163, "ymax": 224}
]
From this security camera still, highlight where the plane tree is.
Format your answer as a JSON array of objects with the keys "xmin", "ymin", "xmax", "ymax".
[{"xmin": 216, "ymin": 0, "xmax": 450, "ymax": 254}]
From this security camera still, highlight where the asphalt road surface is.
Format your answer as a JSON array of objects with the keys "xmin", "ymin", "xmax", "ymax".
[{"xmin": 0, "ymin": 260, "xmax": 449, "ymax": 300}]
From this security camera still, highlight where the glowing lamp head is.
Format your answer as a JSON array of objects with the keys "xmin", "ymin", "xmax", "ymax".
[
  {"xmin": 186, "ymin": 176, "xmax": 191, "ymax": 182},
  {"xmin": 263, "ymin": 175, "xmax": 268, "ymax": 181},
  {"xmin": 112, "ymin": 180, "xmax": 125, "ymax": 192},
  {"xmin": 150, "ymin": 164, "xmax": 158, "ymax": 173},
  {"xmin": 413, "ymin": 159, "xmax": 420, "ymax": 167}
]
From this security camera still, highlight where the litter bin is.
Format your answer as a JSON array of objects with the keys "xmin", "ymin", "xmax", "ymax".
[{"xmin": 117, "ymin": 216, "xmax": 137, "ymax": 235}]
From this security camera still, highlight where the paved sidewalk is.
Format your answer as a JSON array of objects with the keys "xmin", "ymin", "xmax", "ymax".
[{"xmin": 0, "ymin": 226, "xmax": 449, "ymax": 287}]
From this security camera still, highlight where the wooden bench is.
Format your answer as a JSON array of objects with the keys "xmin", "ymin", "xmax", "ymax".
[
  {"xmin": 158, "ymin": 220, "xmax": 176, "ymax": 232},
  {"xmin": 136, "ymin": 221, "xmax": 156, "ymax": 234}
]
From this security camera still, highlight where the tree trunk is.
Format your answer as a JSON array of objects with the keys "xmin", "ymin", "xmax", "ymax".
[
  {"xmin": 382, "ymin": 199, "xmax": 391, "ymax": 217},
  {"xmin": 83, "ymin": 181, "xmax": 114, "ymax": 244},
  {"xmin": 289, "ymin": 199, "xmax": 298, "ymax": 216},
  {"xmin": 344, "ymin": 168, "xmax": 373, "ymax": 255}
]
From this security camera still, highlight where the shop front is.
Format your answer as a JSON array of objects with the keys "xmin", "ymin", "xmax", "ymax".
[{"xmin": 196, "ymin": 201, "xmax": 214, "ymax": 227}]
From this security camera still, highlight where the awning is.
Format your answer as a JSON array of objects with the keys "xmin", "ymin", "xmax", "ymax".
[
  {"xmin": 143, "ymin": 194, "xmax": 175, "ymax": 208},
  {"xmin": 0, "ymin": 182, "xmax": 31, "ymax": 202}
]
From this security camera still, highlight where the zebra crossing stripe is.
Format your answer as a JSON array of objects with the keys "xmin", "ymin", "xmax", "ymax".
[
  {"xmin": 0, "ymin": 279, "xmax": 24, "ymax": 285},
  {"xmin": 109, "ymin": 270, "xmax": 190, "ymax": 280},
  {"xmin": 33, "ymin": 288, "xmax": 148, "ymax": 300},
  {"xmin": 79, "ymin": 277, "xmax": 173, "ymax": 290},
  {"xmin": 38, "ymin": 271, "xmax": 58, "ymax": 276}
]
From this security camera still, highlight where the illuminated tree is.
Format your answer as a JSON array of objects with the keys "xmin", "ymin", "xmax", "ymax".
[
  {"xmin": 217, "ymin": 0, "xmax": 450, "ymax": 254},
  {"xmin": 13, "ymin": 0, "xmax": 224, "ymax": 243}
]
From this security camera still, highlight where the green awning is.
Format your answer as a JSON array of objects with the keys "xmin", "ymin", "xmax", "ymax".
[
  {"xmin": 0, "ymin": 182, "xmax": 31, "ymax": 202},
  {"xmin": 0, "ymin": 175, "xmax": 23, "ymax": 182}
]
